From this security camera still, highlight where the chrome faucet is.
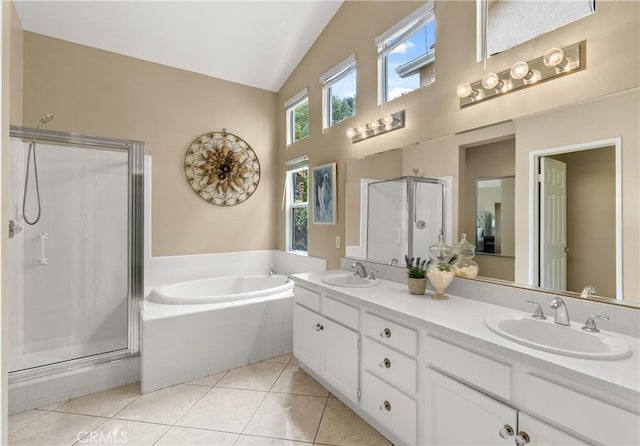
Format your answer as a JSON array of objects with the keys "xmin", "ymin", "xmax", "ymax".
[
  {"xmin": 580, "ymin": 285, "xmax": 596, "ymax": 299},
  {"xmin": 351, "ymin": 262, "xmax": 368, "ymax": 278},
  {"xmin": 549, "ymin": 297, "xmax": 570, "ymax": 326},
  {"xmin": 269, "ymin": 268, "xmax": 276, "ymax": 276}
]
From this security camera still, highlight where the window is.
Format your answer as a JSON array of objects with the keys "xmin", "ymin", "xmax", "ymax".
[
  {"xmin": 321, "ymin": 55, "xmax": 356, "ymax": 129},
  {"xmin": 286, "ymin": 156, "xmax": 309, "ymax": 253},
  {"xmin": 376, "ymin": 2, "xmax": 435, "ymax": 104},
  {"xmin": 285, "ymin": 89, "xmax": 309, "ymax": 145}
]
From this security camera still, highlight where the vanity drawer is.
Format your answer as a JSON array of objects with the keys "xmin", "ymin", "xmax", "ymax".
[
  {"xmin": 322, "ymin": 295, "xmax": 359, "ymax": 330},
  {"xmin": 424, "ymin": 335, "xmax": 511, "ymax": 400},
  {"xmin": 294, "ymin": 285, "xmax": 320, "ymax": 312},
  {"xmin": 362, "ymin": 371, "xmax": 417, "ymax": 445},
  {"xmin": 362, "ymin": 312, "xmax": 418, "ymax": 357},
  {"xmin": 524, "ymin": 374, "xmax": 640, "ymax": 446},
  {"xmin": 363, "ymin": 338, "xmax": 417, "ymax": 394}
]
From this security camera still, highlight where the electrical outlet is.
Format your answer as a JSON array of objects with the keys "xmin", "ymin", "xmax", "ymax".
[{"xmin": 335, "ymin": 236, "xmax": 341, "ymax": 248}]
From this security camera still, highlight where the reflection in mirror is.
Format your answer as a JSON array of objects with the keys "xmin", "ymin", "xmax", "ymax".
[
  {"xmin": 478, "ymin": 0, "xmax": 595, "ymax": 59},
  {"xmin": 476, "ymin": 177, "xmax": 515, "ymax": 256},
  {"xmin": 532, "ymin": 140, "xmax": 621, "ymax": 300}
]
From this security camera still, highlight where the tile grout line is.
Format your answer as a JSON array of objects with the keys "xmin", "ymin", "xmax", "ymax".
[{"xmin": 312, "ymin": 396, "xmax": 330, "ymax": 445}]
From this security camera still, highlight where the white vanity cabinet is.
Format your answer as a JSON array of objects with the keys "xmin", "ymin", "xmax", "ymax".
[{"xmin": 292, "ymin": 285, "xmax": 360, "ymax": 402}]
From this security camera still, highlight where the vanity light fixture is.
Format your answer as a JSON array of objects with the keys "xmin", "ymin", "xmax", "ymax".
[
  {"xmin": 345, "ymin": 110, "xmax": 405, "ymax": 143},
  {"xmin": 457, "ymin": 41, "xmax": 585, "ymax": 107}
]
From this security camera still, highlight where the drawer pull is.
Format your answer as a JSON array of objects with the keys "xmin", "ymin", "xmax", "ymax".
[
  {"xmin": 515, "ymin": 432, "xmax": 531, "ymax": 446},
  {"xmin": 380, "ymin": 328, "xmax": 392, "ymax": 338},
  {"xmin": 499, "ymin": 424, "xmax": 514, "ymax": 439},
  {"xmin": 379, "ymin": 358, "xmax": 391, "ymax": 368},
  {"xmin": 313, "ymin": 323, "xmax": 324, "ymax": 331},
  {"xmin": 380, "ymin": 400, "xmax": 392, "ymax": 412}
]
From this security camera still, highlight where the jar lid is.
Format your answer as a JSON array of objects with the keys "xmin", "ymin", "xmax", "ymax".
[
  {"xmin": 454, "ymin": 233, "xmax": 476, "ymax": 258},
  {"xmin": 429, "ymin": 233, "xmax": 453, "ymax": 263}
]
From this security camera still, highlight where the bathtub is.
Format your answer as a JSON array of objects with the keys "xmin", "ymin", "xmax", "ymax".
[
  {"xmin": 148, "ymin": 275, "xmax": 294, "ymax": 305},
  {"xmin": 141, "ymin": 274, "xmax": 295, "ymax": 394}
]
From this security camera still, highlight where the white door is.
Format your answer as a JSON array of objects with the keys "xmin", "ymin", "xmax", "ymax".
[
  {"xmin": 518, "ymin": 413, "xmax": 587, "ymax": 445},
  {"xmin": 539, "ymin": 157, "xmax": 567, "ymax": 291},
  {"xmin": 293, "ymin": 304, "xmax": 322, "ymax": 374},
  {"xmin": 321, "ymin": 318, "xmax": 359, "ymax": 402},
  {"xmin": 424, "ymin": 369, "xmax": 517, "ymax": 445}
]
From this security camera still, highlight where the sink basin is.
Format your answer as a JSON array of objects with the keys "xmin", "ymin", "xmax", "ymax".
[
  {"xmin": 321, "ymin": 273, "xmax": 380, "ymax": 288},
  {"xmin": 485, "ymin": 313, "xmax": 631, "ymax": 360}
]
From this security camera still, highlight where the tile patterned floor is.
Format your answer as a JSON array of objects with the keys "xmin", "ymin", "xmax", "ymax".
[{"xmin": 9, "ymin": 354, "xmax": 392, "ymax": 446}]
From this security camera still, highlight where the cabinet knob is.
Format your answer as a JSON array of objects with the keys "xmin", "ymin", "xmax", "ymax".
[
  {"xmin": 313, "ymin": 323, "xmax": 324, "ymax": 331},
  {"xmin": 379, "ymin": 358, "xmax": 391, "ymax": 368},
  {"xmin": 380, "ymin": 400, "xmax": 392, "ymax": 411},
  {"xmin": 515, "ymin": 431, "xmax": 531, "ymax": 445},
  {"xmin": 499, "ymin": 424, "xmax": 514, "ymax": 439},
  {"xmin": 380, "ymin": 328, "xmax": 392, "ymax": 338}
]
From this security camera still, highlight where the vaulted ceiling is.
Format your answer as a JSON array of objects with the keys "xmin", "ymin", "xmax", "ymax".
[{"xmin": 14, "ymin": 1, "xmax": 343, "ymax": 92}]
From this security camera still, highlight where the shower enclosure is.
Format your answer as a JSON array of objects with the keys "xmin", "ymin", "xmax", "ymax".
[
  {"xmin": 367, "ymin": 176, "xmax": 446, "ymax": 263},
  {"xmin": 7, "ymin": 126, "xmax": 143, "ymax": 380}
]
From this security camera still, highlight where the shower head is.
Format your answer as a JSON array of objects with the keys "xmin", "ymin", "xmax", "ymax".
[{"xmin": 38, "ymin": 113, "xmax": 54, "ymax": 128}]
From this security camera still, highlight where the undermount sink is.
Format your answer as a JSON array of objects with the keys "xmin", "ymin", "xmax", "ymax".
[
  {"xmin": 485, "ymin": 313, "xmax": 631, "ymax": 360},
  {"xmin": 321, "ymin": 272, "xmax": 380, "ymax": 288}
]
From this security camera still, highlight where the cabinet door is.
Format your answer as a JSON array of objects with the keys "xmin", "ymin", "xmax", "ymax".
[
  {"xmin": 321, "ymin": 318, "xmax": 359, "ymax": 402},
  {"xmin": 425, "ymin": 369, "xmax": 517, "ymax": 445},
  {"xmin": 518, "ymin": 413, "xmax": 587, "ymax": 445},
  {"xmin": 293, "ymin": 303, "xmax": 322, "ymax": 374}
]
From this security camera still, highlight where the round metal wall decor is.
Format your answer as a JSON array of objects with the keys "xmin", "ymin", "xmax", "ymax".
[{"xmin": 184, "ymin": 129, "xmax": 260, "ymax": 206}]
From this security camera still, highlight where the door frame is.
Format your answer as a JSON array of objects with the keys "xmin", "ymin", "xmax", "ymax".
[{"xmin": 528, "ymin": 137, "xmax": 622, "ymax": 299}]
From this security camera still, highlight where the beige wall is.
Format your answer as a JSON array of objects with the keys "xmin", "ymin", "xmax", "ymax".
[
  {"xmin": 462, "ymin": 139, "xmax": 515, "ymax": 281},
  {"xmin": 21, "ymin": 32, "xmax": 279, "ymax": 257},
  {"xmin": 556, "ymin": 147, "xmax": 616, "ymax": 297},
  {"xmin": 277, "ymin": 0, "xmax": 639, "ymax": 276}
]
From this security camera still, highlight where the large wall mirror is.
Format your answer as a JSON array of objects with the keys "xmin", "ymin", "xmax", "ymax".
[
  {"xmin": 342, "ymin": 93, "xmax": 636, "ymax": 306},
  {"xmin": 477, "ymin": 0, "xmax": 596, "ymax": 59}
]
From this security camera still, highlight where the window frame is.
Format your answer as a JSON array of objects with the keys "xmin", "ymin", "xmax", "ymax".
[
  {"xmin": 285, "ymin": 88, "xmax": 309, "ymax": 146},
  {"xmin": 321, "ymin": 54, "xmax": 357, "ymax": 129},
  {"xmin": 285, "ymin": 156, "xmax": 309, "ymax": 254},
  {"xmin": 376, "ymin": 1, "xmax": 435, "ymax": 105}
]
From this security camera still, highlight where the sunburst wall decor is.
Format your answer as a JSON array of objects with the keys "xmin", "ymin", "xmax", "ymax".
[{"xmin": 184, "ymin": 129, "xmax": 261, "ymax": 206}]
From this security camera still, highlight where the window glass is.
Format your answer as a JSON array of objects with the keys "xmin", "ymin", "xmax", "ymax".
[
  {"xmin": 378, "ymin": 4, "xmax": 435, "ymax": 103},
  {"xmin": 286, "ymin": 162, "xmax": 308, "ymax": 253},
  {"xmin": 286, "ymin": 92, "xmax": 309, "ymax": 145},
  {"xmin": 322, "ymin": 56, "xmax": 356, "ymax": 128}
]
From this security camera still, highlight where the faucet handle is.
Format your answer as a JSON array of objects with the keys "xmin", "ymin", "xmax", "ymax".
[
  {"xmin": 525, "ymin": 300, "xmax": 546, "ymax": 320},
  {"xmin": 367, "ymin": 270, "xmax": 378, "ymax": 280},
  {"xmin": 582, "ymin": 314, "xmax": 609, "ymax": 333}
]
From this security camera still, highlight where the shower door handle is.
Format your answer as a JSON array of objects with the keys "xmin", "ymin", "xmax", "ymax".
[{"xmin": 38, "ymin": 233, "xmax": 49, "ymax": 265}]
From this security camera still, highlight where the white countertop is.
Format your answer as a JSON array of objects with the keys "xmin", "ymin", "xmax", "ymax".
[{"xmin": 292, "ymin": 270, "xmax": 640, "ymax": 396}]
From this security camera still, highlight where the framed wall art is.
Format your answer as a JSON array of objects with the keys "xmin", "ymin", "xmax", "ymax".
[{"xmin": 312, "ymin": 162, "xmax": 337, "ymax": 224}]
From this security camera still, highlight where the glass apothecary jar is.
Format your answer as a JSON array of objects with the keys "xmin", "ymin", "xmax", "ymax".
[
  {"xmin": 426, "ymin": 234, "xmax": 455, "ymax": 299},
  {"xmin": 452, "ymin": 233, "xmax": 479, "ymax": 279}
]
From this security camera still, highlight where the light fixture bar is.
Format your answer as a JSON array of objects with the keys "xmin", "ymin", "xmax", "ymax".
[
  {"xmin": 458, "ymin": 41, "xmax": 585, "ymax": 108},
  {"xmin": 347, "ymin": 110, "xmax": 406, "ymax": 144}
]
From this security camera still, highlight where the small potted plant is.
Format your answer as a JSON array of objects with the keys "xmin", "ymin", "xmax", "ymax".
[{"xmin": 405, "ymin": 255, "xmax": 428, "ymax": 295}]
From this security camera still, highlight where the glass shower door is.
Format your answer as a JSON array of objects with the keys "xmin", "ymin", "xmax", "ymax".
[{"xmin": 8, "ymin": 135, "xmax": 135, "ymax": 373}]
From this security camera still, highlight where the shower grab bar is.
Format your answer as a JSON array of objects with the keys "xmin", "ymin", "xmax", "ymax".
[{"xmin": 38, "ymin": 233, "xmax": 49, "ymax": 265}]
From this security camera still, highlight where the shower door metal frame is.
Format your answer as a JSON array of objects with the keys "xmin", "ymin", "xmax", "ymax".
[
  {"xmin": 8, "ymin": 126, "xmax": 144, "ymax": 382},
  {"xmin": 367, "ymin": 175, "xmax": 447, "ymax": 261}
]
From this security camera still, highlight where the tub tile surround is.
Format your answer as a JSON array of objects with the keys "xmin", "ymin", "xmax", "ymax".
[{"xmin": 9, "ymin": 355, "xmax": 391, "ymax": 446}]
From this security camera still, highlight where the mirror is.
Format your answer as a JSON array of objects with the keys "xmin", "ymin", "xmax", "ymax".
[
  {"xmin": 345, "ymin": 150, "xmax": 450, "ymax": 264},
  {"xmin": 476, "ymin": 177, "xmax": 515, "ymax": 256},
  {"xmin": 478, "ymin": 0, "xmax": 595, "ymax": 59},
  {"xmin": 531, "ymin": 141, "xmax": 621, "ymax": 300}
]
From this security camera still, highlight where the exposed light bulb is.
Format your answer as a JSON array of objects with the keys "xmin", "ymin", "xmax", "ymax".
[
  {"xmin": 456, "ymin": 83, "xmax": 474, "ymax": 98},
  {"xmin": 510, "ymin": 61, "xmax": 530, "ymax": 80},
  {"xmin": 370, "ymin": 119, "xmax": 380, "ymax": 130},
  {"xmin": 382, "ymin": 114, "xmax": 394, "ymax": 125},
  {"xmin": 482, "ymin": 72, "xmax": 500, "ymax": 89},
  {"xmin": 543, "ymin": 47, "xmax": 565, "ymax": 67},
  {"xmin": 356, "ymin": 125, "xmax": 366, "ymax": 135},
  {"xmin": 345, "ymin": 128, "xmax": 355, "ymax": 138}
]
